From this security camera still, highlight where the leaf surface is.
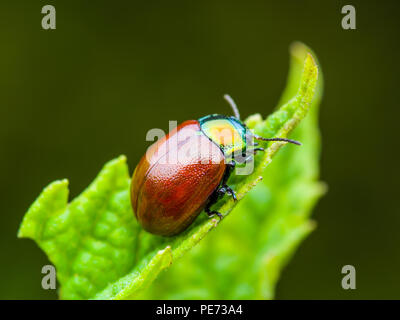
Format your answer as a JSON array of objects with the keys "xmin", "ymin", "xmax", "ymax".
[{"xmin": 18, "ymin": 43, "xmax": 320, "ymax": 299}]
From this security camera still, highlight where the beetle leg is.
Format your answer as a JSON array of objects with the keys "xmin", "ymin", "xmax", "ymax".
[
  {"xmin": 219, "ymin": 161, "xmax": 237, "ymax": 201},
  {"xmin": 222, "ymin": 161, "xmax": 235, "ymax": 184},
  {"xmin": 224, "ymin": 161, "xmax": 235, "ymax": 176},
  {"xmin": 224, "ymin": 185, "xmax": 237, "ymax": 201},
  {"xmin": 240, "ymin": 147, "xmax": 265, "ymax": 163},
  {"xmin": 205, "ymin": 206, "xmax": 223, "ymax": 220},
  {"xmin": 204, "ymin": 161, "xmax": 237, "ymax": 220},
  {"xmin": 205, "ymin": 189, "xmax": 223, "ymax": 220},
  {"xmin": 252, "ymin": 147, "xmax": 265, "ymax": 154},
  {"xmin": 217, "ymin": 185, "xmax": 227, "ymax": 194},
  {"xmin": 214, "ymin": 184, "xmax": 237, "ymax": 202},
  {"xmin": 218, "ymin": 184, "xmax": 237, "ymax": 201}
]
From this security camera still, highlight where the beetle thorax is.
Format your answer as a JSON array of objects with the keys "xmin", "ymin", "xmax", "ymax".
[{"xmin": 198, "ymin": 114, "xmax": 247, "ymax": 159}]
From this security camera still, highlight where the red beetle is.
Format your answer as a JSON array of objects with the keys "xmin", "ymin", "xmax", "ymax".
[{"xmin": 130, "ymin": 95, "xmax": 300, "ymax": 236}]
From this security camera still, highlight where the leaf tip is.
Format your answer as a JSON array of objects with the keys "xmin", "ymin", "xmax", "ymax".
[
  {"xmin": 18, "ymin": 179, "xmax": 69, "ymax": 239},
  {"xmin": 104, "ymin": 154, "xmax": 127, "ymax": 169},
  {"xmin": 245, "ymin": 113, "xmax": 263, "ymax": 129},
  {"xmin": 117, "ymin": 154, "xmax": 127, "ymax": 163},
  {"xmin": 290, "ymin": 42, "xmax": 318, "ymax": 81},
  {"xmin": 289, "ymin": 41, "xmax": 308, "ymax": 60}
]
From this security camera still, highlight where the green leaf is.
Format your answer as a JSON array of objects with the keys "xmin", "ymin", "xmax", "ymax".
[
  {"xmin": 136, "ymin": 42, "xmax": 325, "ymax": 300},
  {"xmin": 18, "ymin": 157, "xmax": 140, "ymax": 299},
  {"xmin": 18, "ymin": 43, "xmax": 320, "ymax": 299}
]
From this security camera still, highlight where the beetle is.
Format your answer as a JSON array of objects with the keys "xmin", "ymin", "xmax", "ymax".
[{"xmin": 130, "ymin": 95, "xmax": 301, "ymax": 236}]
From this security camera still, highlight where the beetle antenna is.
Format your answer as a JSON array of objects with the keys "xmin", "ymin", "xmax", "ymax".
[
  {"xmin": 253, "ymin": 134, "xmax": 302, "ymax": 146},
  {"xmin": 223, "ymin": 94, "xmax": 240, "ymax": 120}
]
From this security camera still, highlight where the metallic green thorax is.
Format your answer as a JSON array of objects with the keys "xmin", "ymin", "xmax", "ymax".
[{"xmin": 198, "ymin": 114, "xmax": 248, "ymax": 158}]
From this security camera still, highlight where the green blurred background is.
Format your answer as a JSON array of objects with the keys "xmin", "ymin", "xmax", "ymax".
[{"xmin": 0, "ymin": 0, "xmax": 399, "ymax": 299}]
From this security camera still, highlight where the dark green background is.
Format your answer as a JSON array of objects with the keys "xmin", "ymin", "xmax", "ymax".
[{"xmin": 0, "ymin": 0, "xmax": 399, "ymax": 299}]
